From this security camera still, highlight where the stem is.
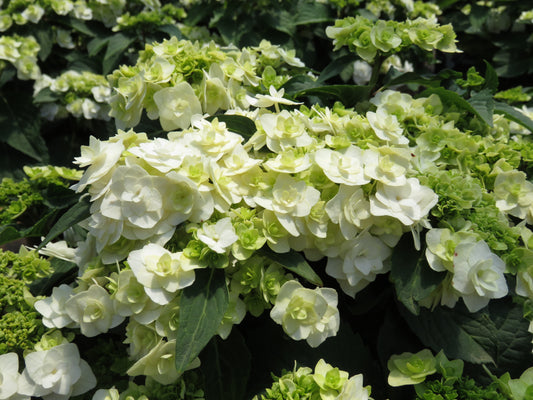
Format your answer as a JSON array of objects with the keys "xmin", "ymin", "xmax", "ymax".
[{"xmin": 368, "ymin": 53, "xmax": 385, "ymax": 93}]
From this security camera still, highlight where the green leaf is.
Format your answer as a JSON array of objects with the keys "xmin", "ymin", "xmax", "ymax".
[
  {"xmin": 494, "ymin": 101, "xmax": 533, "ymax": 133},
  {"xmin": 38, "ymin": 196, "xmax": 91, "ymax": 250},
  {"xmin": 294, "ymin": 85, "xmax": 372, "ymax": 107},
  {"xmin": 63, "ymin": 16, "xmax": 98, "ymax": 37},
  {"xmin": 103, "ymin": 33, "xmax": 136, "ymax": 74},
  {"xmin": 317, "ymin": 54, "xmax": 358, "ymax": 84},
  {"xmin": 0, "ymin": 209, "xmax": 59, "ymax": 246},
  {"xmin": 294, "ymin": 1, "xmax": 334, "ymax": 25},
  {"xmin": 390, "ymin": 235, "xmax": 444, "ymax": 315},
  {"xmin": 401, "ymin": 298, "xmax": 533, "ymax": 373},
  {"xmin": 34, "ymin": 25, "xmax": 54, "ymax": 61},
  {"xmin": 175, "ymin": 268, "xmax": 229, "ymax": 377},
  {"xmin": 421, "ymin": 87, "xmax": 492, "ymax": 127},
  {"xmin": 468, "ymin": 88, "xmax": 494, "ymax": 127},
  {"xmin": 157, "ymin": 24, "xmax": 184, "ymax": 39},
  {"xmin": 29, "ymin": 258, "xmax": 78, "ymax": 297},
  {"xmin": 87, "ymin": 36, "xmax": 110, "ymax": 57},
  {"xmin": 33, "ymin": 88, "xmax": 60, "ymax": 104},
  {"xmin": 483, "ymin": 60, "xmax": 499, "ymax": 93},
  {"xmin": 199, "ymin": 329, "xmax": 251, "ymax": 400},
  {"xmin": 260, "ymin": 247, "xmax": 323, "ymax": 286},
  {"xmin": 0, "ymin": 68, "xmax": 16, "ymax": 88},
  {"xmin": 0, "ymin": 91, "xmax": 48, "ymax": 162},
  {"xmin": 206, "ymin": 115, "xmax": 256, "ymax": 140},
  {"xmin": 282, "ymin": 75, "xmax": 321, "ymax": 95}
]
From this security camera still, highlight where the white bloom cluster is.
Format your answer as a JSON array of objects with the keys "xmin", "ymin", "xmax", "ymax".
[{"xmin": 0, "ymin": 344, "xmax": 96, "ymax": 400}]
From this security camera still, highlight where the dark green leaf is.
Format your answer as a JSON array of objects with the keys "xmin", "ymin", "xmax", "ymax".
[
  {"xmin": 494, "ymin": 101, "xmax": 533, "ymax": 133},
  {"xmin": 157, "ymin": 24, "xmax": 184, "ymax": 39},
  {"xmin": 483, "ymin": 60, "xmax": 499, "ymax": 93},
  {"xmin": 421, "ymin": 87, "xmax": 492, "ymax": 127},
  {"xmin": 0, "ymin": 209, "xmax": 58, "ymax": 246},
  {"xmin": 390, "ymin": 235, "xmax": 444, "ymax": 315},
  {"xmin": 29, "ymin": 258, "xmax": 78, "ymax": 297},
  {"xmin": 0, "ymin": 68, "xmax": 16, "ymax": 88},
  {"xmin": 206, "ymin": 115, "xmax": 256, "ymax": 140},
  {"xmin": 0, "ymin": 92, "xmax": 48, "ymax": 162},
  {"xmin": 295, "ymin": 85, "xmax": 372, "ymax": 107},
  {"xmin": 87, "ymin": 36, "xmax": 110, "ymax": 57},
  {"xmin": 401, "ymin": 298, "xmax": 533, "ymax": 374},
  {"xmin": 317, "ymin": 54, "xmax": 358, "ymax": 84},
  {"xmin": 63, "ymin": 16, "xmax": 98, "ymax": 37},
  {"xmin": 38, "ymin": 196, "xmax": 91, "ymax": 250},
  {"xmin": 42, "ymin": 185, "xmax": 80, "ymax": 209},
  {"xmin": 468, "ymin": 88, "xmax": 494, "ymax": 127},
  {"xmin": 175, "ymin": 268, "xmax": 229, "ymax": 376},
  {"xmin": 294, "ymin": 1, "xmax": 333, "ymax": 25},
  {"xmin": 33, "ymin": 88, "xmax": 60, "ymax": 104},
  {"xmin": 383, "ymin": 69, "xmax": 462, "ymax": 89},
  {"xmin": 260, "ymin": 247, "xmax": 323, "ymax": 286},
  {"xmin": 34, "ymin": 25, "xmax": 54, "ymax": 61},
  {"xmin": 103, "ymin": 33, "xmax": 136, "ymax": 74},
  {"xmin": 282, "ymin": 75, "xmax": 321, "ymax": 95},
  {"xmin": 200, "ymin": 329, "xmax": 251, "ymax": 400}
]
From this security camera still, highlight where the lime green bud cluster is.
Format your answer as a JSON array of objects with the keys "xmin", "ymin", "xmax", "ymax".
[
  {"xmin": 113, "ymin": 3, "xmax": 186, "ymax": 31},
  {"xmin": 326, "ymin": 15, "xmax": 459, "ymax": 62},
  {"xmin": 495, "ymin": 86, "xmax": 532, "ymax": 104},
  {"xmin": 254, "ymin": 359, "xmax": 371, "ymax": 400},
  {"xmin": 0, "ymin": 247, "xmax": 51, "ymax": 285},
  {"xmin": 0, "ymin": 310, "xmax": 45, "ymax": 354},
  {"xmin": 0, "ymin": 34, "xmax": 40, "ymax": 79}
]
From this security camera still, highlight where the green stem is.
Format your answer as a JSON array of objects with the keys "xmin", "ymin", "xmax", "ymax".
[{"xmin": 368, "ymin": 53, "xmax": 385, "ymax": 93}]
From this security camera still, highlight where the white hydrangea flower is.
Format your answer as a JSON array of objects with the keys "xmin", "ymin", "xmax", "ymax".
[
  {"xmin": 153, "ymin": 82, "xmax": 202, "ymax": 131},
  {"xmin": 254, "ymin": 174, "xmax": 321, "ymax": 237},
  {"xmin": 326, "ymin": 185, "xmax": 372, "ymax": 240},
  {"xmin": 92, "ymin": 388, "xmax": 120, "ymax": 400},
  {"xmin": 109, "ymin": 73, "xmax": 147, "ymax": 129},
  {"xmin": 187, "ymin": 117, "xmax": 243, "ymax": 160},
  {"xmin": 124, "ymin": 320, "xmax": 160, "ymax": 360},
  {"xmin": 452, "ymin": 240, "xmax": 508, "ymax": 312},
  {"xmin": 64, "ymin": 285, "xmax": 125, "ymax": 337},
  {"xmin": 494, "ymin": 170, "xmax": 533, "ymax": 223},
  {"xmin": 425, "ymin": 228, "xmax": 478, "ymax": 272},
  {"xmin": 263, "ymin": 149, "xmax": 312, "ymax": 173},
  {"xmin": 314, "ymin": 146, "xmax": 370, "ymax": 186},
  {"xmin": 352, "ymin": 60, "xmax": 372, "ymax": 85},
  {"xmin": 18, "ymin": 343, "xmax": 96, "ymax": 400},
  {"xmin": 326, "ymin": 233, "xmax": 392, "ymax": 297},
  {"xmin": 70, "ymin": 135, "xmax": 125, "ymax": 194},
  {"xmin": 128, "ymin": 137, "xmax": 191, "ymax": 173},
  {"xmin": 270, "ymin": 280, "xmax": 340, "ymax": 348},
  {"xmin": 367, "ymin": 106, "xmax": 408, "ymax": 145},
  {"xmin": 0, "ymin": 353, "xmax": 26, "ymax": 400},
  {"xmin": 128, "ymin": 243, "xmax": 200, "ymax": 305},
  {"xmin": 335, "ymin": 374, "xmax": 370, "ymax": 400},
  {"xmin": 34, "ymin": 284, "xmax": 76, "ymax": 329},
  {"xmin": 55, "ymin": 28, "xmax": 75, "ymax": 49},
  {"xmin": 259, "ymin": 110, "xmax": 314, "ymax": 152},
  {"xmin": 197, "ymin": 217, "xmax": 239, "ymax": 254},
  {"xmin": 21, "ymin": 4, "xmax": 45, "ymax": 23},
  {"xmin": 370, "ymin": 178, "xmax": 438, "ymax": 226},
  {"xmin": 127, "ymin": 339, "xmax": 200, "ymax": 385},
  {"xmin": 37, "ymin": 240, "xmax": 76, "ymax": 262},
  {"xmin": 198, "ymin": 63, "xmax": 231, "ymax": 115},
  {"xmin": 246, "ymin": 85, "xmax": 302, "ymax": 111},
  {"xmin": 363, "ymin": 146, "xmax": 411, "ymax": 186}
]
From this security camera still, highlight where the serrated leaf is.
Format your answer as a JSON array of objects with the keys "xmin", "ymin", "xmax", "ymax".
[
  {"xmin": 282, "ymin": 75, "xmax": 321, "ymax": 95},
  {"xmin": 38, "ymin": 196, "xmax": 91, "ymax": 250},
  {"xmin": 494, "ymin": 101, "xmax": 533, "ymax": 133},
  {"xmin": 468, "ymin": 88, "xmax": 494, "ymax": 127},
  {"xmin": 157, "ymin": 24, "xmax": 184, "ymax": 39},
  {"xmin": 34, "ymin": 25, "xmax": 54, "ymax": 61},
  {"xmin": 175, "ymin": 268, "xmax": 229, "ymax": 376},
  {"xmin": 294, "ymin": 1, "xmax": 333, "ymax": 25},
  {"xmin": 483, "ymin": 60, "xmax": 499, "ymax": 93},
  {"xmin": 87, "ymin": 36, "xmax": 110, "ymax": 57},
  {"xmin": 317, "ymin": 54, "xmax": 358, "ymax": 84},
  {"xmin": 206, "ymin": 115, "xmax": 256, "ymax": 140},
  {"xmin": 29, "ymin": 258, "xmax": 78, "ymax": 297},
  {"xmin": 0, "ymin": 92, "xmax": 47, "ymax": 162},
  {"xmin": 390, "ymin": 235, "xmax": 444, "ymax": 315},
  {"xmin": 33, "ymin": 88, "xmax": 60, "ymax": 104},
  {"xmin": 103, "ymin": 33, "xmax": 136, "ymax": 74},
  {"xmin": 199, "ymin": 329, "xmax": 251, "ymax": 400},
  {"xmin": 260, "ymin": 247, "xmax": 323, "ymax": 286},
  {"xmin": 401, "ymin": 297, "xmax": 533, "ymax": 373},
  {"xmin": 421, "ymin": 87, "xmax": 492, "ymax": 127},
  {"xmin": 295, "ymin": 85, "xmax": 372, "ymax": 107}
]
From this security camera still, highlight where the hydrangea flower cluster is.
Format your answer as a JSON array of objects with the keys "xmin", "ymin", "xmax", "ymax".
[
  {"xmin": 34, "ymin": 70, "xmax": 112, "ymax": 121},
  {"xmin": 0, "ymin": 34, "xmax": 40, "ymax": 80},
  {"xmin": 326, "ymin": 15, "xmax": 460, "ymax": 62},
  {"xmin": 254, "ymin": 359, "xmax": 371, "ymax": 400},
  {"xmin": 107, "ymin": 37, "xmax": 306, "ymax": 130}
]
